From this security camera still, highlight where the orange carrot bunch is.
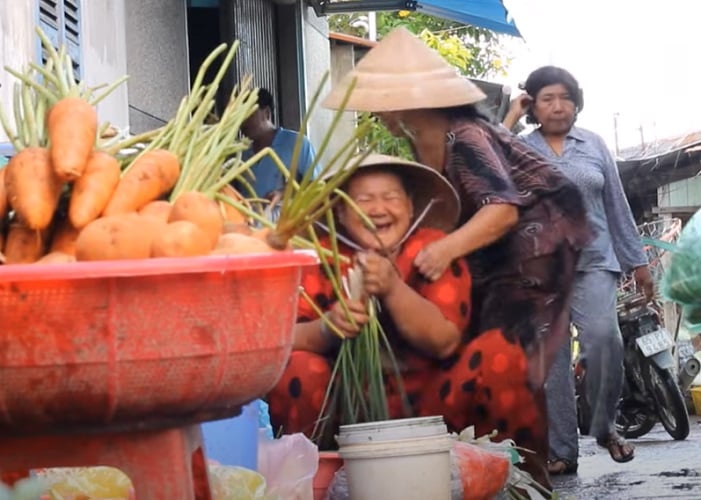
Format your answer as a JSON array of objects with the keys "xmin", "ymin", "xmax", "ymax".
[{"xmin": 0, "ymin": 29, "xmax": 369, "ymax": 266}]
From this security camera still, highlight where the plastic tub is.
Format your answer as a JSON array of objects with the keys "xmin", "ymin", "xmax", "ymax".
[
  {"xmin": 0, "ymin": 251, "xmax": 317, "ymax": 435},
  {"xmin": 337, "ymin": 416, "xmax": 454, "ymax": 500},
  {"xmin": 202, "ymin": 400, "xmax": 260, "ymax": 470}
]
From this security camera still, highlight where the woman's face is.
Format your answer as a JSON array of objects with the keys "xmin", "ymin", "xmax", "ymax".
[
  {"xmin": 532, "ymin": 83, "xmax": 577, "ymax": 136},
  {"xmin": 338, "ymin": 170, "xmax": 413, "ymax": 251}
]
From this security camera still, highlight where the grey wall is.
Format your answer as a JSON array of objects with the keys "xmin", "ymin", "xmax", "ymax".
[
  {"xmin": 124, "ymin": 0, "xmax": 190, "ymax": 133},
  {"xmin": 301, "ymin": 5, "xmax": 334, "ymax": 168},
  {"xmin": 0, "ymin": 1, "xmax": 40, "ymax": 143},
  {"xmin": 328, "ymin": 43, "xmax": 357, "ymax": 165},
  {"xmin": 81, "ymin": 0, "xmax": 130, "ymax": 131}
]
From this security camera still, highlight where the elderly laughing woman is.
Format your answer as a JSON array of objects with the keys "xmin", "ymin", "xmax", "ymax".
[{"xmin": 268, "ymin": 155, "xmax": 544, "ymax": 476}]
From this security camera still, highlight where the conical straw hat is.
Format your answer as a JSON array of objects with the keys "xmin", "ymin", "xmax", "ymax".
[
  {"xmin": 323, "ymin": 153, "xmax": 460, "ymax": 233},
  {"xmin": 323, "ymin": 27, "xmax": 487, "ymax": 112}
]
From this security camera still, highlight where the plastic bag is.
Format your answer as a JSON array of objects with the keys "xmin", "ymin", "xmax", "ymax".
[
  {"xmin": 663, "ymin": 209, "xmax": 701, "ymax": 306},
  {"xmin": 37, "ymin": 467, "xmax": 134, "ymax": 500},
  {"xmin": 452, "ymin": 441, "xmax": 511, "ymax": 500},
  {"xmin": 38, "ymin": 464, "xmax": 269, "ymax": 500},
  {"xmin": 257, "ymin": 433, "xmax": 318, "ymax": 500},
  {"xmin": 208, "ymin": 465, "xmax": 267, "ymax": 500}
]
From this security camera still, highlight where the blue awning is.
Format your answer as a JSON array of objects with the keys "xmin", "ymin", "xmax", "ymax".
[{"xmin": 417, "ymin": 0, "xmax": 520, "ymax": 37}]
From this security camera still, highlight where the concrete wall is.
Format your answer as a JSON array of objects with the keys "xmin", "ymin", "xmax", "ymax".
[
  {"xmin": 124, "ymin": 0, "xmax": 190, "ymax": 133},
  {"xmin": 328, "ymin": 43, "xmax": 358, "ymax": 165},
  {"xmin": 301, "ymin": 5, "xmax": 334, "ymax": 167},
  {"xmin": 81, "ymin": 0, "xmax": 129, "ymax": 131},
  {"xmin": 0, "ymin": 1, "xmax": 36, "ymax": 143}
]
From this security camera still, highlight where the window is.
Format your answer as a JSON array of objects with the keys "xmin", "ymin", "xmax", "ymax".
[{"xmin": 37, "ymin": 0, "xmax": 82, "ymax": 80}]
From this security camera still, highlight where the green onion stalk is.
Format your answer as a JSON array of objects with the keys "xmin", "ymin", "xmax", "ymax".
[{"xmin": 302, "ymin": 210, "xmax": 409, "ymax": 449}]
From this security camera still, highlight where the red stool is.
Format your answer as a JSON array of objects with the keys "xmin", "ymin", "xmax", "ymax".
[{"xmin": 0, "ymin": 425, "xmax": 212, "ymax": 499}]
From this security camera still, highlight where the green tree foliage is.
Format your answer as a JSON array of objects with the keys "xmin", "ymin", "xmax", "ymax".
[{"xmin": 330, "ymin": 11, "xmax": 512, "ymax": 158}]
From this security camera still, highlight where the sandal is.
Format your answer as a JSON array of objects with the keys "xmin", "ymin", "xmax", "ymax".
[
  {"xmin": 547, "ymin": 458, "xmax": 578, "ymax": 475},
  {"xmin": 596, "ymin": 433, "xmax": 635, "ymax": 463}
]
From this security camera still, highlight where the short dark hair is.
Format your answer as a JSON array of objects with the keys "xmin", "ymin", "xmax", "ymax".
[
  {"xmin": 523, "ymin": 66, "xmax": 583, "ymax": 124},
  {"xmin": 257, "ymin": 87, "xmax": 274, "ymax": 111}
]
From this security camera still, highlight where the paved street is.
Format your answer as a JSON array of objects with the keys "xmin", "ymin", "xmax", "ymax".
[{"xmin": 553, "ymin": 415, "xmax": 701, "ymax": 499}]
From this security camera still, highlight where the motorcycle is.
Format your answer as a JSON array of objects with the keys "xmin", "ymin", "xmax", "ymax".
[{"xmin": 575, "ymin": 295, "xmax": 691, "ymax": 441}]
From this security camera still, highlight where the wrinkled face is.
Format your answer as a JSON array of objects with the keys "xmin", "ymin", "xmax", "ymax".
[
  {"xmin": 532, "ymin": 83, "xmax": 577, "ymax": 136},
  {"xmin": 338, "ymin": 170, "xmax": 413, "ymax": 251}
]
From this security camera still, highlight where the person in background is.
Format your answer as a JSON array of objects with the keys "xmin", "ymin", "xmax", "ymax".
[
  {"xmin": 502, "ymin": 65, "xmax": 654, "ymax": 473},
  {"xmin": 238, "ymin": 87, "xmax": 320, "ymax": 201},
  {"xmin": 323, "ymin": 28, "xmax": 592, "ymax": 489}
]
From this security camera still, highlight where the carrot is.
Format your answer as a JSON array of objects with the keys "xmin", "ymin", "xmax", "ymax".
[
  {"xmin": 103, "ymin": 149, "xmax": 180, "ymax": 216},
  {"xmin": 218, "ymin": 185, "xmax": 248, "ymax": 224},
  {"xmin": 151, "ymin": 220, "xmax": 212, "ymax": 258},
  {"xmin": 68, "ymin": 150, "xmax": 121, "ymax": 228},
  {"xmin": 50, "ymin": 219, "xmax": 80, "ymax": 256},
  {"xmin": 0, "ymin": 168, "xmax": 8, "ymax": 221},
  {"xmin": 4, "ymin": 147, "xmax": 63, "ymax": 230},
  {"xmin": 211, "ymin": 232, "xmax": 275, "ymax": 255},
  {"xmin": 253, "ymin": 227, "xmax": 290, "ymax": 251},
  {"xmin": 47, "ymin": 97, "xmax": 98, "ymax": 180},
  {"xmin": 222, "ymin": 221, "xmax": 252, "ymax": 236},
  {"xmin": 169, "ymin": 191, "xmax": 223, "ymax": 248},
  {"xmin": 4, "ymin": 223, "xmax": 47, "ymax": 264},
  {"xmin": 138, "ymin": 200, "xmax": 172, "ymax": 222},
  {"xmin": 37, "ymin": 251, "xmax": 76, "ymax": 264},
  {"xmin": 75, "ymin": 213, "xmax": 155, "ymax": 261}
]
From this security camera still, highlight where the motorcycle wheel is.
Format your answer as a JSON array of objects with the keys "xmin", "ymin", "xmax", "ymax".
[
  {"xmin": 645, "ymin": 362, "xmax": 690, "ymax": 440},
  {"xmin": 615, "ymin": 407, "xmax": 656, "ymax": 438}
]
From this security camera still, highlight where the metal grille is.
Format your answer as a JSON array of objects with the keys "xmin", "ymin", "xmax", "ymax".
[
  {"xmin": 38, "ymin": 0, "xmax": 82, "ymax": 80},
  {"xmin": 231, "ymin": 0, "xmax": 279, "ymax": 121}
]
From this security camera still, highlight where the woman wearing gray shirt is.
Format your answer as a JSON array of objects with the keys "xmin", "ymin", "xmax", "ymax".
[{"xmin": 503, "ymin": 66, "xmax": 654, "ymax": 473}]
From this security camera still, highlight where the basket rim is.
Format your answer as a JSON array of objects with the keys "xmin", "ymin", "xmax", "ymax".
[{"xmin": 0, "ymin": 250, "xmax": 318, "ymax": 282}]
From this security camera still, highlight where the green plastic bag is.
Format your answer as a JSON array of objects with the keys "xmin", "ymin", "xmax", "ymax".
[{"xmin": 662, "ymin": 209, "xmax": 701, "ymax": 308}]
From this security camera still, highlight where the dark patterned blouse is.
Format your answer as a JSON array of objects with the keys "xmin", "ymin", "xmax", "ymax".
[
  {"xmin": 445, "ymin": 118, "xmax": 592, "ymax": 285},
  {"xmin": 297, "ymin": 227, "xmax": 472, "ymax": 369}
]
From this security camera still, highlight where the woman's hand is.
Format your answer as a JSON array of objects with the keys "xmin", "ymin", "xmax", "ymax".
[
  {"xmin": 633, "ymin": 265, "xmax": 655, "ymax": 303},
  {"xmin": 327, "ymin": 299, "xmax": 369, "ymax": 339},
  {"xmin": 414, "ymin": 238, "xmax": 455, "ymax": 282},
  {"xmin": 357, "ymin": 251, "xmax": 400, "ymax": 297},
  {"xmin": 502, "ymin": 93, "xmax": 533, "ymax": 130}
]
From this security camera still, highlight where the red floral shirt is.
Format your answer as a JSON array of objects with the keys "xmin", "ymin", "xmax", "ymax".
[{"xmin": 297, "ymin": 228, "xmax": 472, "ymax": 366}]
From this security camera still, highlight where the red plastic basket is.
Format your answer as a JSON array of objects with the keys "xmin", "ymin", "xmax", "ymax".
[{"xmin": 0, "ymin": 251, "xmax": 317, "ymax": 435}]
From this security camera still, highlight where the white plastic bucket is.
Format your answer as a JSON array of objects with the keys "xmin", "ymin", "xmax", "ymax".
[{"xmin": 336, "ymin": 416, "xmax": 454, "ymax": 500}]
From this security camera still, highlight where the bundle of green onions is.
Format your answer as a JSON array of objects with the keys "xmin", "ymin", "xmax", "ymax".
[
  {"xmin": 301, "ymin": 208, "xmax": 408, "ymax": 447},
  {"xmin": 103, "ymin": 37, "xmax": 375, "ymax": 253}
]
